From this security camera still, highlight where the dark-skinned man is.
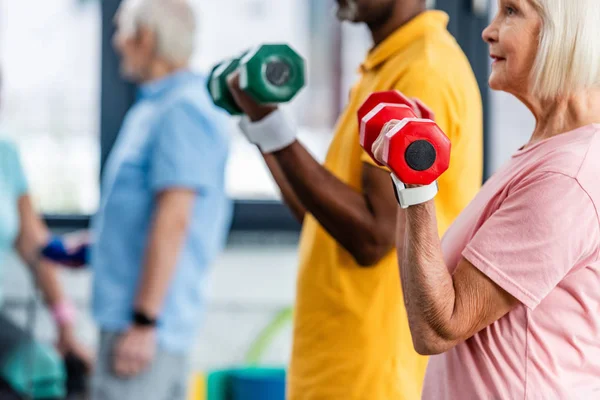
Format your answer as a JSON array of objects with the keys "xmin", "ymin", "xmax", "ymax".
[{"xmin": 227, "ymin": 0, "xmax": 483, "ymax": 399}]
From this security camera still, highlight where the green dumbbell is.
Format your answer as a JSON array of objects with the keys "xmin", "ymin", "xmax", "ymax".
[
  {"xmin": 207, "ymin": 52, "xmax": 247, "ymax": 116},
  {"xmin": 238, "ymin": 44, "xmax": 305, "ymax": 104},
  {"xmin": 207, "ymin": 44, "xmax": 305, "ymax": 115}
]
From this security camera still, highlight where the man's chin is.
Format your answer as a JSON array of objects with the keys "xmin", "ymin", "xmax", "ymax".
[{"xmin": 120, "ymin": 66, "xmax": 139, "ymax": 82}]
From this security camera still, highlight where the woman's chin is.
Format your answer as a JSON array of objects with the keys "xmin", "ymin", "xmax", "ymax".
[{"xmin": 488, "ymin": 75, "xmax": 504, "ymax": 91}]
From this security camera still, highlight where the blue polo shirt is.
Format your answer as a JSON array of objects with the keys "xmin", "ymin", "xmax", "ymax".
[{"xmin": 91, "ymin": 70, "xmax": 233, "ymax": 352}]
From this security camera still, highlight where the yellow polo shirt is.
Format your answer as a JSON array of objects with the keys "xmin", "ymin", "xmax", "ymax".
[{"xmin": 288, "ymin": 11, "xmax": 482, "ymax": 400}]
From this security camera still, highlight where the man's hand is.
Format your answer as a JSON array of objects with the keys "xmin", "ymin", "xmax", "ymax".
[
  {"xmin": 226, "ymin": 71, "xmax": 277, "ymax": 122},
  {"xmin": 112, "ymin": 326, "xmax": 157, "ymax": 377},
  {"xmin": 57, "ymin": 325, "xmax": 95, "ymax": 373}
]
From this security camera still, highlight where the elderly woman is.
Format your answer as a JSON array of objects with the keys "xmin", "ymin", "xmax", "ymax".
[
  {"xmin": 0, "ymin": 138, "xmax": 93, "ymax": 376},
  {"xmin": 369, "ymin": 0, "xmax": 600, "ymax": 398}
]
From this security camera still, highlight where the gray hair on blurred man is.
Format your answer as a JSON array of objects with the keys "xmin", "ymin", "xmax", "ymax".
[
  {"xmin": 113, "ymin": 0, "xmax": 196, "ymax": 81},
  {"xmin": 90, "ymin": 0, "xmax": 232, "ymax": 399}
]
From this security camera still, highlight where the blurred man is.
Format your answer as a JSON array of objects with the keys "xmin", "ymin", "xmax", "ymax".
[
  {"xmin": 90, "ymin": 1, "xmax": 232, "ymax": 399},
  {"xmin": 226, "ymin": 0, "xmax": 483, "ymax": 398}
]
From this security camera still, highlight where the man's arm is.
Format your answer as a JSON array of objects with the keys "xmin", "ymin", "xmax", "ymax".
[
  {"xmin": 113, "ymin": 189, "xmax": 194, "ymax": 377},
  {"xmin": 134, "ymin": 189, "xmax": 194, "ymax": 317},
  {"xmin": 262, "ymin": 153, "xmax": 306, "ymax": 223},
  {"xmin": 228, "ymin": 73, "xmax": 397, "ymax": 266},
  {"xmin": 273, "ymin": 143, "xmax": 397, "ymax": 266}
]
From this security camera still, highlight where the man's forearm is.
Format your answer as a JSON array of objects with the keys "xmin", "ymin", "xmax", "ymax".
[
  {"xmin": 134, "ymin": 191, "xmax": 193, "ymax": 317},
  {"xmin": 401, "ymin": 201, "xmax": 456, "ymax": 352},
  {"xmin": 262, "ymin": 153, "xmax": 306, "ymax": 223},
  {"xmin": 272, "ymin": 141, "xmax": 386, "ymax": 265}
]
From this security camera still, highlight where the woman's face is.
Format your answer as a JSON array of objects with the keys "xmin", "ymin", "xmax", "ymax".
[{"xmin": 482, "ymin": 0, "xmax": 542, "ymax": 96}]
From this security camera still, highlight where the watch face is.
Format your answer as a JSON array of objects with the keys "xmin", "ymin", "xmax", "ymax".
[{"xmin": 133, "ymin": 311, "xmax": 157, "ymax": 327}]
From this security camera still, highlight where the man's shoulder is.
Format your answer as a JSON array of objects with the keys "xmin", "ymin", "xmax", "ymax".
[
  {"xmin": 161, "ymin": 74, "xmax": 211, "ymax": 110},
  {"xmin": 147, "ymin": 75, "xmax": 232, "ymax": 150},
  {"xmin": 386, "ymin": 30, "xmax": 476, "ymax": 90},
  {"xmin": 156, "ymin": 75, "xmax": 229, "ymax": 126}
]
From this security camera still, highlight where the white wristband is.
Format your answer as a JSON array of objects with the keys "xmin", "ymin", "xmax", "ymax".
[
  {"xmin": 391, "ymin": 173, "xmax": 438, "ymax": 209},
  {"xmin": 238, "ymin": 109, "xmax": 297, "ymax": 153}
]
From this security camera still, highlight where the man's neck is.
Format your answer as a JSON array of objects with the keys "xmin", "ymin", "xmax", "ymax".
[
  {"xmin": 139, "ymin": 62, "xmax": 187, "ymax": 85},
  {"xmin": 369, "ymin": 6, "xmax": 426, "ymax": 47}
]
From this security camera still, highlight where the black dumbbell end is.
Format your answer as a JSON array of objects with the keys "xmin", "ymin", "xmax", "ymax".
[{"xmin": 404, "ymin": 140, "xmax": 436, "ymax": 171}]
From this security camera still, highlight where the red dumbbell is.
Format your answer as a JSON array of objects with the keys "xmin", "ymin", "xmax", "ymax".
[
  {"xmin": 358, "ymin": 91, "xmax": 419, "ymax": 166},
  {"xmin": 412, "ymin": 98, "xmax": 435, "ymax": 120},
  {"xmin": 358, "ymin": 91, "xmax": 450, "ymax": 185},
  {"xmin": 380, "ymin": 118, "xmax": 451, "ymax": 185}
]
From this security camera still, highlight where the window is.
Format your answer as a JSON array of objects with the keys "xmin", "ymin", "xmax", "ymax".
[
  {"xmin": 0, "ymin": 0, "xmax": 101, "ymax": 214},
  {"xmin": 191, "ymin": 0, "xmax": 360, "ymax": 200}
]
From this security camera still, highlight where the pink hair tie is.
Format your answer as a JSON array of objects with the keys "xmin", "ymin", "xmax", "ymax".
[{"xmin": 51, "ymin": 300, "xmax": 76, "ymax": 326}]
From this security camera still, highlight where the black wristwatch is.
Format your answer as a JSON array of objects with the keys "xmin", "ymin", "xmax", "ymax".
[{"xmin": 132, "ymin": 310, "xmax": 158, "ymax": 328}]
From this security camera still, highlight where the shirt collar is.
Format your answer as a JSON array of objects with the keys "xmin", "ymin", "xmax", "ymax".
[
  {"xmin": 137, "ymin": 69, "xmax": 194, "ymax": 100},
  {"xmin": 360, "ymin": 10, "xmax": 449, "ymax": 72}
]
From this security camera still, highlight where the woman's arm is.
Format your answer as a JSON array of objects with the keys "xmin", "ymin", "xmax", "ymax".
[
  {"xmin": 14, "ymin": 194, "xmax": 93, "ymax": 367},
  {"xmin": 14, "ymin": 195, "xmax": 61, "ymax": 303},
  {"xmin": 398, "ymin": 201, "xmax": 518, "ymax": 355}
]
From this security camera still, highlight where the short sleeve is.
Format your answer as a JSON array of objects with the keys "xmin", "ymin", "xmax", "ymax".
[
  {"xmin": 149, "ymin": 102, "xmax": 229, "ymax": 193},
  {"xmin": 360, "ymin": 66, "xmax": 456, "ymax": 169},
  {"xmin": 462, "ymin": 172, "xmax": 599, "ymax": 310},
  {"xmin": 0, "ymin": 140, "xmax": 29, "ymax": 196}
]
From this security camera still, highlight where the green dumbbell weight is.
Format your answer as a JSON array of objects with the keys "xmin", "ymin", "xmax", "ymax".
[
  {"xmin": 207, "ymin": 53, "xmax": 248, "ymax": 115},
  {"xmin": 238, "ymin": 44, "xmax": 305, "ymax": 104}
]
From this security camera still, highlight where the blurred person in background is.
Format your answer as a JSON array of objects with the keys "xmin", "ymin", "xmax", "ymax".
[
  {"xmin": 0, "ymin": 74, "xmax": 93, "ymax": 389},
  {"xmin": 226, "ymin": 0, "xmax": 483, "ymax": 398},
  {"xmin": 89, "ymin": 0, "xmax": 232, "ymax": 399}
]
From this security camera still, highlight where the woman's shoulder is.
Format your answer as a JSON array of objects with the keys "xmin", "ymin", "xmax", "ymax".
[
  {"xmin": 572, "ymin": 126, "xmax": 600, "ymax": 201},
  {"xmin": 523, "ymin": 125, "xmax": 600, "ymax": 179},
  {"xmin": 0, "ymin": 137, "xmax": 24, "ymax": 178},
  {"xmin": 0, "ymin": 136, "xmax": 19, "ymax": 157},
  {"xmin": 524, "ymin": 126, "xmax": 600, "ymax": 210}
]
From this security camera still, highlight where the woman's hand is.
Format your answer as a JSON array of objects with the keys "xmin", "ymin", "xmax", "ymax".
[
  {"xmin": 371, "ymin": 119, "xmax": 402, "ymax": 167},
  {"xmin": 57, "ymin": 324, "xmax": 95, "ymax": 373}
]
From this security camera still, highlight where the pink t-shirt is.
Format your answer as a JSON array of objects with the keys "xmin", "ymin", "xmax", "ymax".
[{"xmin": 422, "ymin": 124, "xmax": 600, "ymax": 399}]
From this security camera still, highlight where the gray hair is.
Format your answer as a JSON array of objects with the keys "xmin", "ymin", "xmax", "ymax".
[
  {"xmin": 529, "ymin": 0, "xmax": 600, "ymax": 99},
  {"xmin": 118, "ymin": 0, "xmax": 197, "ymax": 65}
]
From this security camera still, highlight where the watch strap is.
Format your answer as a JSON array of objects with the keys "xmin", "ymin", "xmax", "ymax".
[
  {"xmin": 391, "ymin": 174, "xmax": 438, "ymax": 209},
  {"xmin": 132, "ymin": 310, "xmax": 158, "ymax": 327}
]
